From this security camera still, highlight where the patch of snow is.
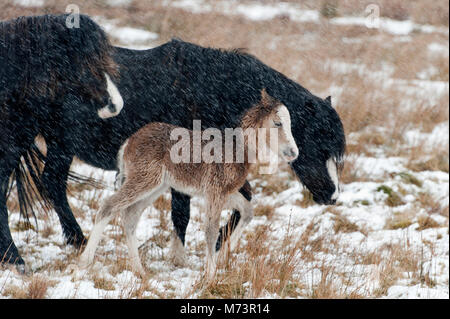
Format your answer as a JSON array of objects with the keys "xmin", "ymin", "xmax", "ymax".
[
  {"xmin": 167, "ymin": 0, "xmax": 319, "ymax": 23},
  {"xmin": 13, "ymin": 0, "xmax": 44, "ymax": 7},
  {"xmin": 93, "ymin": 17, "xmax": 159, "ymax": 48},
  {"xmin": 386, "ymin": 284, "xmax": 449, "ymax": 299},
  {"xmin": 428, "ymin": 43, "xmax": 449, "ymax": 56},
  {"xmin": 105, "ymin": 0, "xmax": 132, "ymax": 6},
  {"xmin": 330, "ymin": 16, "xmax": 449, "ymax": 36}
]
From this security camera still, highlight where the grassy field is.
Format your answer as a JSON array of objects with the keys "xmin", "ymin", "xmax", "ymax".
[{"xmin": 1, "ymin": 0, "xmax": 448, "ymax": 298}]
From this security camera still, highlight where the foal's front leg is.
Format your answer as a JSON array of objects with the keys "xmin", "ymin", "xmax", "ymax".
[{"xmin": 204, "ymin": 199, "xmax": 223, "ymax": 282}]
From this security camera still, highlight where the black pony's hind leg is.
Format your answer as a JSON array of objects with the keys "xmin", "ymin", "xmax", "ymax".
[
  {"xmin": 41, "ymin": 143, "xmax": 86, "ymax": 248},
  {"xmin": 215, "ymin": 180, "xmax": 252, "ymax": 251},
  {"xmin": 0, "ymin": 167, "xmax": 25, "ymax": 271},
  {"xmin": 0, "ymin": 118, "xmax": 38, "ymax": 272}
]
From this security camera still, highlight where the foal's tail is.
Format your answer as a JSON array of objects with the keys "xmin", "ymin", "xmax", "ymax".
[
  {"xmin": 114, "ymin": 139, "xmax": 129, "ymax": 189},
  {"xmin": 9, "ymin": 143, "xmax": 106, "ymax": 224}
]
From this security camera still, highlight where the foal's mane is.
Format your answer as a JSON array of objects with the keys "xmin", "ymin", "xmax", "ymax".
[{"xmin": 240, "ymin": 89, "xmax": 280, "ymax": 130}]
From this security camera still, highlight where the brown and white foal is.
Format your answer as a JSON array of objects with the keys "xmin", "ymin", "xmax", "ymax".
[{"xmin": 79, "ymin": 89, "xmax": 298, "ymax": 279}]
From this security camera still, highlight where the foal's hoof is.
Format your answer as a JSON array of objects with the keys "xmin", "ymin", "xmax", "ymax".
[
  {"xmin": 169, "ymin": 251, "xmax": 187, "ymax": 267},
  {"xmin": 168, "ymin": 232, "xmax": 187, "ymax": 267},
  {"xmin": 66, "ymin": 263, "xmax": 80, "ymax": 274}
]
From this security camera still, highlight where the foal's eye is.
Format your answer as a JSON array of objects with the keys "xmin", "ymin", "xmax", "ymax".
[{"xmin": 274, "ymin": 122, "xmax": 282, "ymax": 127}]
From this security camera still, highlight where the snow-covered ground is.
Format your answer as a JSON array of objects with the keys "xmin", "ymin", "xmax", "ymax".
[{"xmin": 1, "ymin": 0, "xmax": 448, "ymax": 299}]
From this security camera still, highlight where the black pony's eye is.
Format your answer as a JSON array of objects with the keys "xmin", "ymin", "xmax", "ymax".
[{"xmin": 274, "ymin": 122, "xmax": 282, "ymax": 127}]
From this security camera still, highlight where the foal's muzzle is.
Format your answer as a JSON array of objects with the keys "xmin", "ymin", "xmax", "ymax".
[{"xmin": 283, "ymin": 147, "xmax": 299, "ymax": 162}]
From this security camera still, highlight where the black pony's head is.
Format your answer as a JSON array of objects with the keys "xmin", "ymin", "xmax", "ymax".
[
  {"xmin": 0, "ymin": 14, "xmax": 123, "ymax": 119},
  {"xmin": 289, "ymin": 95, "xmax": 345, "ymax": 205}
]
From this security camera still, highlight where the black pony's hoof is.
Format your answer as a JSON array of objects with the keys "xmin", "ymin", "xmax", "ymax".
[
  {"xmin": 1, "ymin": 259, "xmax": 29, "ymax": 276},
  {"xmin": 64, "ymin": 233, "xmax": 87, "ymax": 250},
  {"xmin": 15, "ymin": 263, "xmax": 31, "ymax": 276}
]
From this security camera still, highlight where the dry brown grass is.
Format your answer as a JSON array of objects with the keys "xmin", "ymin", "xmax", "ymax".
[
  {"xmin": 26, "ymin": 275, "xmax": 50, "ymax": 299},
  {"xmin": 92, "ymin": 275, "xmax": 116, "ymax": 291},
  {"xmin": 253, "ymin": 204, "xmax": 275, "ymax": 219},
  {"xmin": 385, "ymin": 211, "xmax": 414, "ymax": 230},
  {"xmin": 200, "ymin": 223, "xmax": 304, "ymax": 298},
  {"xmin": 332, "ymin": 213, "xmax": 361, "ymax": 234}
]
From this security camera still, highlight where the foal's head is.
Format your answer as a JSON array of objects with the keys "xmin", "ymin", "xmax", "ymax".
[{"xmin": 243, "ymin": 89, "xmax": 299, "ymax": 163}]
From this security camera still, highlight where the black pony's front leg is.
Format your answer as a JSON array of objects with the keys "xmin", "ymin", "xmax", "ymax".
[
  {"xmin": 216, "ymin": 181, "xmax": 252, "ymax": 251},
  {"xmin": 171, "ymin": 189, "xmax": 191, "ymax": 246},
  {"xmin": 41, "ymin": 143, "xmax": 86, "ymax": 248}
]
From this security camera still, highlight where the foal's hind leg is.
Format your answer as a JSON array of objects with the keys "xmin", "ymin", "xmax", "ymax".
[
  {"xmin": 79, "ymin": 193, "xmax": 122, "ymax": 267},
  {"xmin": 122, "ymin": 184, "xmax": 168, "ymax": 275},
  {"xmin": 80, "ymin": 170, "xmax": 163, "ymax": 269},
  {"xmin": 80, "ymin": 184, "xmax": 150, "ymax": 267}
]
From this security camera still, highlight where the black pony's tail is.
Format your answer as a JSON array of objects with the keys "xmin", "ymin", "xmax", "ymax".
[
  {"xmin": 8, "ymin": 144, "xmax": 51, "ymax": 226},
  {"xmin": 8, "ymin": 143, "xmax": 107, "ymax": 225}
]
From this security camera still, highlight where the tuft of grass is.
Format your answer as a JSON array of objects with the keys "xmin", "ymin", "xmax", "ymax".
[
  {"xmin": 295, "ymin": 189, "xmax": 315, "ymax": 208},
  {"xmin": 254, "ymin": 204, "xmax": 275, "ymax": 219},
  {"xmin": 26, "ymin": 276, "xmax": 49, "ymax": 299},
  {"xmin": 417, "ymin": 215, "xmax": 441, "ymax": 231},
  {"xmin": 41, "ymin": 225, "xmax": 56, "ymax": 239},
  {"xmin": 320, "ymin": 0, "xmax": 339, "ymax": 19},
  {"xmin": 153, "ymin": 196, "xmax": 171, "ymax": 212},
  {"xmin": 416, "ymin": 192, "xmax": 445, "ymax": 215},
  {"xmin": 377, "ymin": 185, "xmax": 405, "ymax": 207},
  {"xmin": 2, "ymin": 284, "xmax": 28, "ymax": 299},
  {"xmin": 407, "ymin": 153, "xmax": 449, "ymax": 173},
  {"xmin": 332, "ymin": 213, "xmax": 360, "ymax": 234},
  {"xmin": 353, "ymin": 200, "xmax": 370, "ymax": 206},
  {"xmin": 12, "ymin": 221, "xmax": 36, "ymax": 232},
  {"xmin": 396, "ymin": 172, "xmax": 422, "ymax": 187},
  {"xmin": 385, "ymin": 213, "xmax": 414, "ymax": 230},
  {"xmin": 92, "ymin": 276, "xmax": 116, "ymax": 291}
]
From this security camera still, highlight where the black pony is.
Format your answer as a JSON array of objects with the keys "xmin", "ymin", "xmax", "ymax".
[
  {"xmin": 1, "ymin": 38, "xmax": 345, "ymax": 270},
  {"xmin": 0, "ymin": 14, "xmax": 123, "ymax": 271}
]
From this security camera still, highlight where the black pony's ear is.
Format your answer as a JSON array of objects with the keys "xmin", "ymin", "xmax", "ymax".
[{"xmin": 325, "ymin": 96, "xmax": 332, "ymax": 103}]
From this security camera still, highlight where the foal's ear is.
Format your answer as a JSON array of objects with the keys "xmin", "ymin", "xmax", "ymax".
[
  {"xmin": 260, "ymin": 88, "xmax": 276, "ymax": 108},
  {"xmin": 325, "ymin": 96, "xmax": 332, "ymax": 103}
]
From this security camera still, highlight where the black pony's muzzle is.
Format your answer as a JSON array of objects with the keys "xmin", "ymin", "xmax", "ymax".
[{"xmin": 107, "ymin": 97, "xmax": 117, "ymax": 114}]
